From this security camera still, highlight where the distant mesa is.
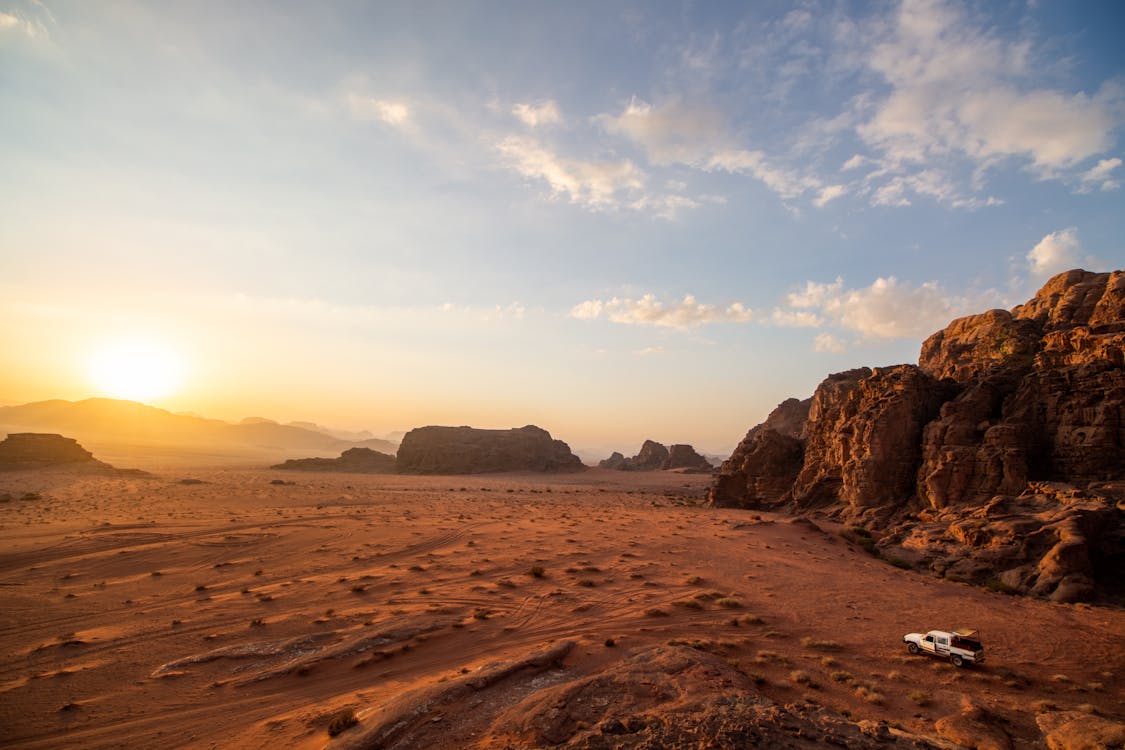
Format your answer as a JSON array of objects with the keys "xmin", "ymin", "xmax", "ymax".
[
  {"xmin": 396, "ymin": 425, "xmax": 584, "ymax": 474},
  {"xmin": 0, "ymin": 433, "xmax": 147, "ymax": 476},
  {"xmin": 709, "ymin": 268, "xmax": 1125, "ymax": 604},
  {"xmin": 271, "ymin": 447, "xmax": 396, "ymax": 474},
  {"xmin": 599, "ymin": 440, "xmax": 713, "ymax": 472}
]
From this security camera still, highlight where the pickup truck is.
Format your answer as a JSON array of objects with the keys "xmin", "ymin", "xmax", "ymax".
[{"xmin": 902, "ymin": 628, "xmax": 984, "ymax": 667}]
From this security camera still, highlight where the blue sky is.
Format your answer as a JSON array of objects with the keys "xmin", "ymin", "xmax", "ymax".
[{"xmin": 1, "ymin": 0, "xmax": 1123, "ymax": 457}]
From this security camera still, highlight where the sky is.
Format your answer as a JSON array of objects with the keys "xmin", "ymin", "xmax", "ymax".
[{"xmin": 1, "ymin": 0, "xmax": 1123, "ymax": 457}]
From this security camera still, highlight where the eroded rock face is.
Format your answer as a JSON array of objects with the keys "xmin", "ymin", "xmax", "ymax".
[
  {"xmin": 0, "ymin": 433, "xmax": 98, "ymax": 466},
  {"xmin": 271, "ymin": 447, "xmax": 396, "ymax": 473},
  {"xmin": 598, "ymin": 452, "xmax": 627, "ymax": 470},
  {"xmin": 790, "ymin": 366, "xmax": 955, "ymax": 514},
  {"xmin": 709, "ymin": 269, "xmax": 1125, "ymax": 602},
  {"xmin": 395, "ymin": 425, "xmax": 584, "ymax": 474},
  {"xmin": 708, "ymin": 398, "xmax": 810, "ymax": 508},
  {"xmin": 661, "ymin": 444, "xmax": 712, "ymax": 471},
  {"xmin": 623, "ymin": 440, "xmax": 669, "ymax": 471}
]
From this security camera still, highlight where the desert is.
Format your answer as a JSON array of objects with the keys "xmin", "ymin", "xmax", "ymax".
[
  {"xmin": 1, "ymin": 462, "xmax": 1123, "ymax": 749},
  {"xmin": 5, "ymin": 3, "xmax": 1125, "ymax": 747}
]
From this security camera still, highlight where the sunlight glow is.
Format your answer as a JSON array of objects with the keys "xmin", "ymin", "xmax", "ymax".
[{"xmin": 88, "ymin": 340, "xmax": 184, "ymax": 402}]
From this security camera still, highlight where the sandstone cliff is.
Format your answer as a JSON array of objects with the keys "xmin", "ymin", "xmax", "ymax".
[
  {"xmin": 709, "ymin": 269, "xmax": 1125, "ymax": 603},
  {"xmin": 271, "ymin": 447, "xmax": 396, "ymax": 473},
  {"xmin": 395, "ymin": 425, "xmax": 584, "ymax": 474}
]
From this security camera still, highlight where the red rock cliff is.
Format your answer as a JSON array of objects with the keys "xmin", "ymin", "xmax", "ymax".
[{"xmin": 709, "ymin": 269, "xmax": 1125, "ymax": 602}]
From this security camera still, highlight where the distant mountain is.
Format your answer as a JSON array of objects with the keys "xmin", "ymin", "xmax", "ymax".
[{"xmin": 0, "ymin": 398, "xmax": 397, "ymax": 468}]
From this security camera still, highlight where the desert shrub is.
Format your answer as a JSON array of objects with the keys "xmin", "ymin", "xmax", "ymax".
[
  {"xmin": 830, "ymin": 670, "xmax": 853, "ymax": 683},
  {"xmin": 790, "ymin": 670, "xmax": 817, "ymax": 687},
  {"xmin": 644, "ymin": 608, "xmax": 669, "ymax": 617},
  {"xmin": 673, "ymin": 598, "xmax": 703, "ymax": 610},
  {"xmin": 527, "ymin": 566, "xmax": 546, "ymax": 578},
  {"xmin": 800, "ymin": 637, "xmax": 842, "ymax": 651},
  {"xmin": 685, "ymin": 575, "xmax": 703, "ymax": 585},
  {"xmin": 326, "ymin": 708, "xmax": 358, "ymax": 736},
  {"xmin": 908, "ymin": 690, "xmax": 931, "ymax": 706},
  {"xmin": 853, "ymin": 685, "xmax": 885, "ymax": 705},
  {"xmin": 736, "ymin": 614, "xmax": 764, "ymax": 626},
  {"xmin": 716, "ymin": 597, "xmax": 742, "ymax": 609},
  {"xmin": 694, "ymin": 590, "xmax": 725, "ymax": 601},
  {"xmin": 576, "ymin": 578, "xmax": 596, "ymax": 587}
]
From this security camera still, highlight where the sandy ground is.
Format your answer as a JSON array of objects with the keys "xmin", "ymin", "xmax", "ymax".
[{"xmin": 1, "ymin": 467, "xmax": 1122, "ymax": 749}]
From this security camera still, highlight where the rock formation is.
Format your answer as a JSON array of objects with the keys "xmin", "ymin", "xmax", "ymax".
[
  {"xmin": 597, "ymin": 451, "xmax": 627, "ymax": 470},
  {"xmin": 395, "ymin": 425, "xmax": 584, "ymax": 474},
  {"xmin": 662, "ymin": 444, "xmax": 713, "ymax": 471},
  {"xmin": 600, "ymin": 440, "xmax": 712, "ymax": 472},
  {"xmin": 0, "ymin": 433, "xmax": 147, "ymax": 475},
  {"xmin": 271, "ymin": 447, "xmax": 396, "ymax": 473},
  {"xmin": 709, "ymin": 269, "xmax": 1125, "ymax": 603}
]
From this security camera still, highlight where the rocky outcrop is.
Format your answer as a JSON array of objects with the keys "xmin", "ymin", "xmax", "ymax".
[
  {"xmin": 332, "ymin": 643, "xmax": 943, "ymax": 750},
  {"xmin": 624, "ymin": 440, "xmax": 669, "ymax": 471},
  {"xmin": 271, "ymin": 447, "xmax": 396, "ymax": 473},
  {"xmin": 0, "ymin": 433, "xmax": 147, "ymax": 476},
  {"xmin": 598, "ymin": 452, "xmax": 627, "ymax": 470},
  {"xmin": 395, "ymin": 425, "xmax": 584, "ymax": 474},
  {"xmin": 711, "ymin": 398, "xmax": 811, "ymax": 508},
  {"xmin": 601, "ymin": 440, "xmax": 711, "ymax": 472},
  {"xmin": 709, "ymin": 269, "xmax": 1125, "ymax": 602},
  {"xmin": 0, "ymin": 433, "xmax": 99, "ymax": 465},
  {"xmin": 662, "ymin": 444, "xmax": 712, "ymax": 471}
]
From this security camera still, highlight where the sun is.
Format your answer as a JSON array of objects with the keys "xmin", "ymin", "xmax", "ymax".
[{"xmin": 89, "ymin": 340, "xmax": 184, "ymax": 403}]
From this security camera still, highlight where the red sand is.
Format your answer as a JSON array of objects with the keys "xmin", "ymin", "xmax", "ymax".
[{"xmin": 1, "ymin": 468, "xmax": 1121, "ymax": 748}]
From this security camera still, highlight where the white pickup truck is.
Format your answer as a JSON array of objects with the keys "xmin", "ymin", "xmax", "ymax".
[{"xmin": 902, "ymin": 628, "xmax": 984, "ymax": 667}]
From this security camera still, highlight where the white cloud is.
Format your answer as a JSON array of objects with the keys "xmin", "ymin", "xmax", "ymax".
[
  {"xmin": 771, "ymin": 308, "xmax": 823, "ymax": 327},
  {"xmin": 570, "ymin": 293, "xmax": 756, "ymax": 329},
  {"xmin": 513, "ymin": 100, "xmax": 561, "ymax": 128},
  {"xmin": 813, "ymin": 184, "xmax": 847, "ymax": 207},
  {"xmin": 1027, "ymin": 227, "xmax": 1081, "ymax": 278},
  {"xmin": 784, "ymin": 275, "xmax": 989, "ymax": 339},
  {"xmin": 842, "ymin": 154, "xmax": 867, "ymax": 171},
  {"xmin": 854, "ymin": 0, "xmax": 1125, "ymax": 203},
  {"xmin": 788, "ymin": 278, "xmax": 843, "ymax": 309},
  {"xmin": 814, "ymin": 332, "xmax": 846, "ymax": 353},
  {"xmin": 600, "ymin": 97, "xmax": 728, "ymax": 166},
  {"xmin": 496, "ymin": 135, "xmax": 645, "ymax": 211},
  {"xmin": 1078, "ymin": 158, "xmax": 1121, "ymax": 192},
  {"xmin": 600, "ymin": 99, "xmax": 836, "ymax": 205},
  {"xmin": 0, "ymin": 9, "xmax": 47, "ymax": 38},
  {"xmin": 348, "ymin": 95, "xmax": 411, "ymax": 126},
  {"xmin": 635, "ymin": 346, "xmax": 665, "ymax": 355}
]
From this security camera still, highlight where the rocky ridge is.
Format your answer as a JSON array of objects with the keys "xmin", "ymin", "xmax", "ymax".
[
  {"xmin": 599, "ymin": 440, "xmax": 712, "ymax": 472},
  {"xmin": 0, "ymin": 433, "xmax": 148, "ymax": 476},
  {"xmin": 271, "ymin": 447, "xmax": 396, "ymax": 473},
  {"xmin": 710, "ymin": 269, "xmax": 1125, "ymax": 603},
  {"xmin": 395, "ymin": 425, "xmax": 584, "ymax": 474}
]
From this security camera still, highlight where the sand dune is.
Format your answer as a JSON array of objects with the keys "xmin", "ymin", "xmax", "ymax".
[{"xmin": 1, "ymin": 467, "xmax": 1121, "ymax": 748}]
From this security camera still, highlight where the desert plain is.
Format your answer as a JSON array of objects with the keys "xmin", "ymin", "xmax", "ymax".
[{"xmin": 1, "ymin": 465, "xmax": 1122, "ymax": 749}]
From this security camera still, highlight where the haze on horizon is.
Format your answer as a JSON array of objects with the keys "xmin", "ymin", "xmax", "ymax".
[{"xmin": 2, "ymin": 0, "xmax": 1124, "ymax": 456}]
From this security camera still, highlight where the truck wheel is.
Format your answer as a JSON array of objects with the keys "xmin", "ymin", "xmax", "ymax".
[
  {"xmin": 950, "ymin": 654, "xmax": 964, "ymax": 668},
  {"xmin": 907, "ymin": 643, "xmax": 919, "ymax": 655}
]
